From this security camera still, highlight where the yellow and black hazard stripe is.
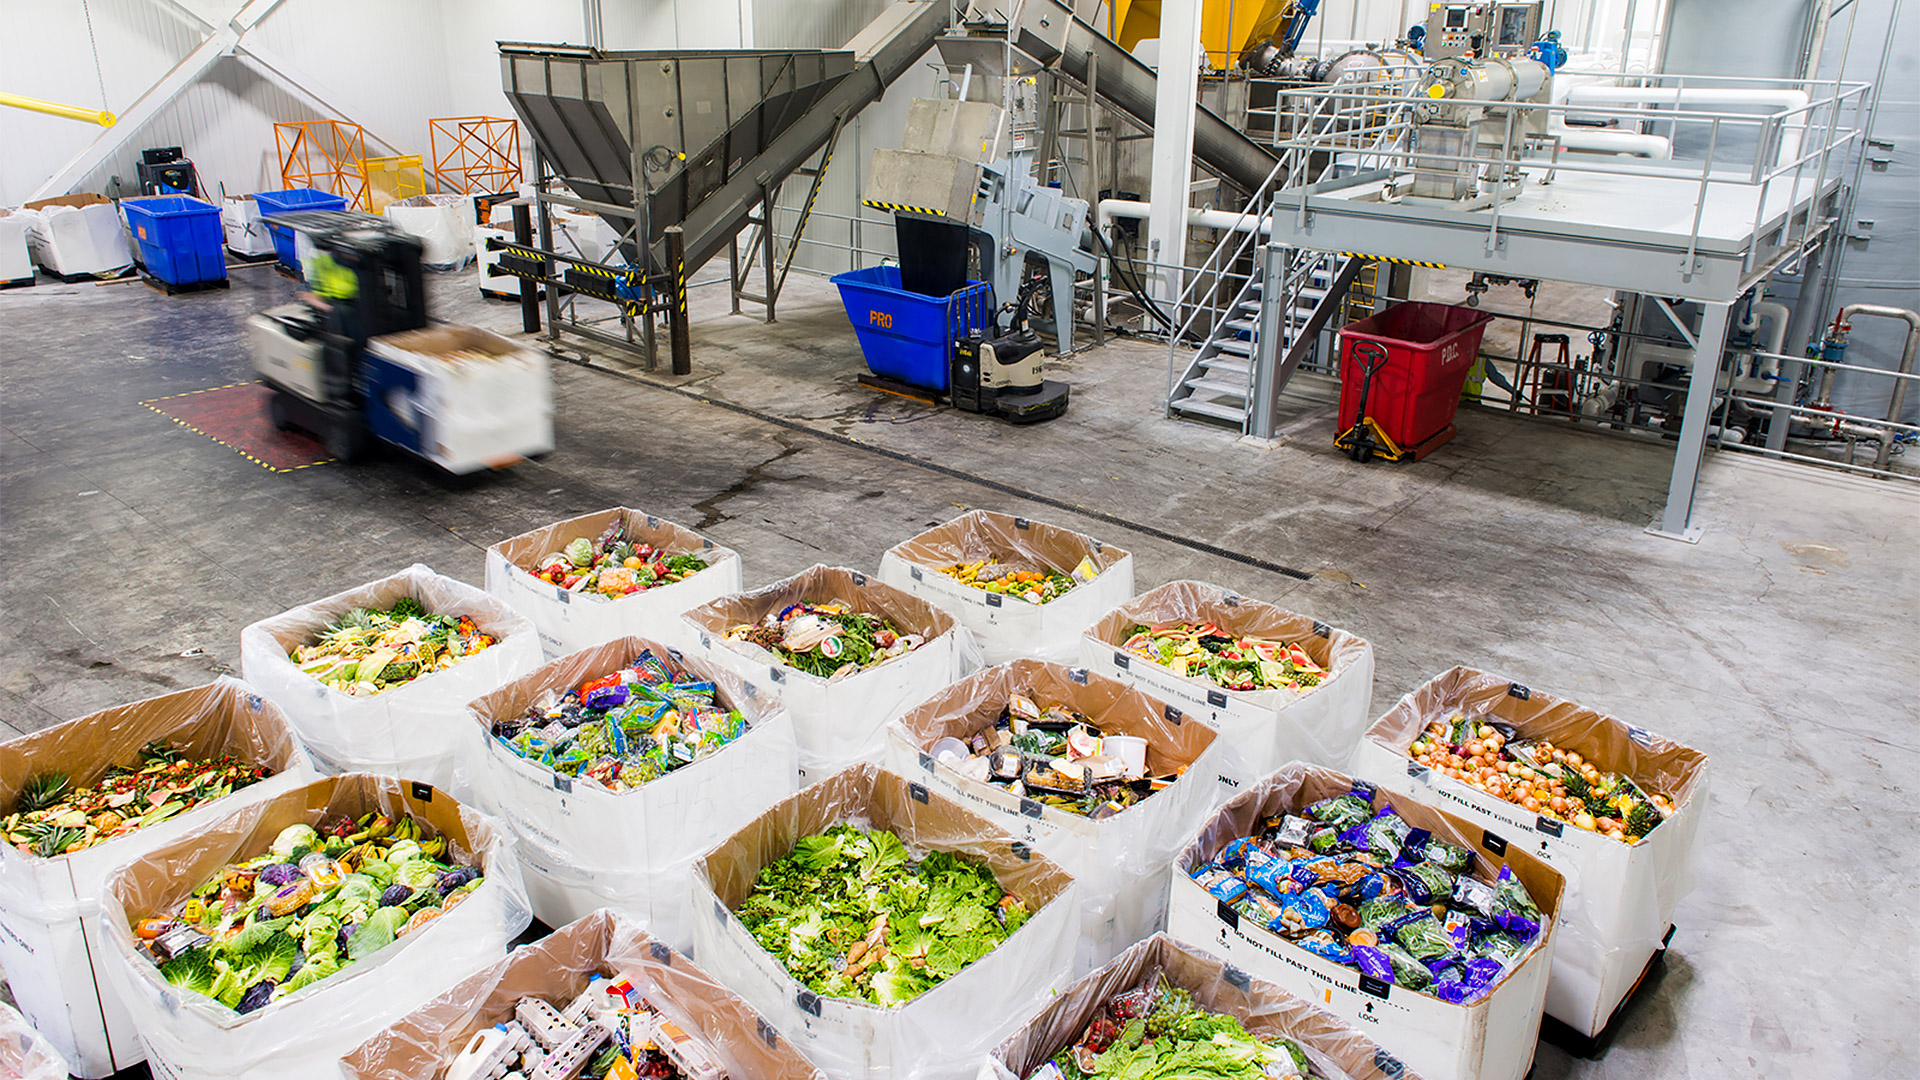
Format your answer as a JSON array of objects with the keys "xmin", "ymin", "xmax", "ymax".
[
  {"xmin": 863, "ymin": 199, "xmax": 947, "ymax": 217},
  {"xmin": 141, "ymin": 383, "xmax": 332, "ymax": 473},
  {"xmin": 1340, "ymin": 252, "xmax": 1447, "ymax": 269}
]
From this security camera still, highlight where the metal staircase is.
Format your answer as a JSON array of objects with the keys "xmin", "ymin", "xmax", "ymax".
[{"xmin": 1169, "ymin": 248, "xmax": 1359, "ymax": 429}]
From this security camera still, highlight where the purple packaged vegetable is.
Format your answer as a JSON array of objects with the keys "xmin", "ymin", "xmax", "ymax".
[{"xmin": 1352, "ymin": 944, "xmax": 1394, "ymax": 983}]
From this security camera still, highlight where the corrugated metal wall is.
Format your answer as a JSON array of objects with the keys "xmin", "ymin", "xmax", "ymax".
[
  {"xmin": 754, "ymin": 0, "xmax": 939, "ymax": 276},
  {"xmin": 0, "ymin": 0, "xmax": 503, "ymax": 205}
]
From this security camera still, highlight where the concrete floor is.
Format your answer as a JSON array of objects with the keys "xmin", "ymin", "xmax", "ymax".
[{"xmin": 2, "ymin": 261, "xmax": 1915, "ymax": 1079}]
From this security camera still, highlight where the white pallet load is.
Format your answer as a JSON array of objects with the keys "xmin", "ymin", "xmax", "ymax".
[
  {"xmin": 878, "ymin": 510, "xmax": 1134, "ymax": 665},
  {"xmin": 980, "ymin": 932, "xmax": 1414, "ymax": 1080},
  {"xmin": 97, "ymin": 773, "xmax": 530, "ymax": 1080},
  {"xmin": 485, "ymin": 507, "xmax": 744, "ymax": 659},
  {"xmin": 339, "ymin": 909, "xmax": 827, "ymax": 1080},
  {"xmin": 884, "ymin": 659, "xmax": 1249, "ymax": 974},
  {"xmin": 1347, "ymin": 667, "xmax": 1710, "ymax": 1042},
  {"xmin": 1080, "ymin": 580, "xmax": 1376, "ymax": 773},
  {"xmin": 362, "ymin": 325, "xmax": 555, "ymax": 475},
  {"xmin": 0, "ymin": 209, "xmax": 33, "ymax": 284},
  {"xmin": 681, "ymin": 565, "xmax": 983, "ymax": 781},
  {"xmin": 384, "ymin": 194, "xmax": 476, "ymax": 270},
  {"xmin": 221, "ymin": 196, "xmax": 277, "ymax": 258},
  {"xmin": 240, "ymin": 563, "xmax": 542, "ymax": 794},
  {"xmin": 691, "ymin": 764, "xmax": 1080, "ymax": 1080},
  {"xmin": 20, "ymin": 194, "xmax": 132, "ymax": 277},
  {"xmin": 0, "ymin": 679, "xmax": 315, "ymax": 1078},
  {"xmin": 1166, "ymin": 763, "xmax": 1565, "ymax": 1080},
  {"xmin": 464, "ymin": 635, "xmax": 799, "ymax": 947}
]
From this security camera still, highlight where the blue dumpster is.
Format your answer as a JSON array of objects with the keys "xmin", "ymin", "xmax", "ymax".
[
  {"xmin": 253, "ymin": 188, "xmax": 350, "ymax": 272},
  {"xmin": 121, "ymin": 196, "xmax": 226, "ymax": 287},
  {"xmin": 831, "ymin": 265, "xmax": 993, "ymax": 393}
]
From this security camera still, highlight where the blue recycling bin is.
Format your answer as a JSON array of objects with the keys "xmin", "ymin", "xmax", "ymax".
[
  {"xmin": 253, "ymin": 187, "xmax": 350, "ymax": 271},
  {"xmin": 831, "ymin": 265, "xmax": 993, "ymax": 393},
  {"xmin": 121, "ymin": 196, "xmax": 226, "ymax": 287}
]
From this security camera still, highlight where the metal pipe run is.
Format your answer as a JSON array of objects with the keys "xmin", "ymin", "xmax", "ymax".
[
  {"xmin": 0, "ymin": 91, "xmax": 114, "ymax": 126},
  {"xmin": 1837, "ymin": 302, "xmax": 1920, "ymax": 468}
]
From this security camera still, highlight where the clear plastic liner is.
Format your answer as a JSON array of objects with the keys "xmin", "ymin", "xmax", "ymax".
[
  {"xmin": 340, "ymin": 908, "xmax": 825, "ymax": 1080},
  {"xmin": 0, "ymin": 1002, "xmax": 71, "ymax": 1080},
  {"xmin": 239, "ymin": 563, "xmax": 542, "ymax": 794},
  {"xmin": 878, "ymin": 510, "xmax": 1134, "ymax": 665},
  {"xmin": 485, "ymin": 507, "xmax": 744, "ymax": 659},
  {"xmin": 1081, "ymin": 580, "xmax": 1376, "ymax": 772},
  {"xmin": 682, "ymin": 565, "xmax": 984, "ymax": 777},
  {"xmin": 691, "ymin": 763, "xmax": 1079, "ymax": 1080},
  {"xmin": 982, "ymin": 932, "xmax": 1421, "ymax": 1080},
  {"xmin": 0, "ymin": 678, "xmax": 315, "ymax": 1077},
  {"xmin": 463, "ymin": 635, "xmax": 800, "ymax": 948},
  {"xmin": 96, "ymin": 773, "xmax": 531, "ymax": 1080},
  {"xmin": 1352, "ymin": 667, "xmax": 1710, "ymax": 1038},
  {"xmin": 884, "ymin": 658, "xmax": 1250, "ymax": 973}
]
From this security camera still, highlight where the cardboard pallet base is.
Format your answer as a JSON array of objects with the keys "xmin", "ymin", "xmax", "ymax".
[
  {"xmin": 142, "ymin": 274, "xmax": 230, "ymax": 296},
  {"xmin": 1541, "ymin": 925, "xmax": 1674, "ymax": 1058},
  {"xmin": 226, "ymin": 248, "xmax": 279, "ymax": 264}
]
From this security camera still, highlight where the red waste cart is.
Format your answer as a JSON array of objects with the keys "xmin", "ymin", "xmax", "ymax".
[{"xmin": 1337, "ymin": 302, "xmax": 1495, "ymax": 460}]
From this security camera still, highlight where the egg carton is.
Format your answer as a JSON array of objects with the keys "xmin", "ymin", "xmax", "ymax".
[
  {"xmin": 532, "ymin": 1020, "xmax": 610, "ymax": 1080},
  {"xmin": 515, "ymin": 998, "xmax": 579, "ymax": 1051}
]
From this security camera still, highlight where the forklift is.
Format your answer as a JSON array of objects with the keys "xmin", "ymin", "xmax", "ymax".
[{"xmin": 248, "ymin": 210, "xmax": 427, "ymax": 461}]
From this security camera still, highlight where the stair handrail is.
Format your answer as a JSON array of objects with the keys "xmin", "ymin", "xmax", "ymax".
[{"xmin": 1162, "ymin": 90, "xmax": 1344, "ymax": 403}]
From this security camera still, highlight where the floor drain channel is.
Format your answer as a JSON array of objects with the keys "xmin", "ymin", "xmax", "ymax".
[{"xmin": 551, "ymin": 349, "xmax": 1317, "ymax": 583}]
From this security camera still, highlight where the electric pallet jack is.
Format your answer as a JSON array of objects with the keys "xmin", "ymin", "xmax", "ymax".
[
  {"xmin": 947, "ymin": 276, "xmax": 1070, "ymax": 424},
  {"xmin": 1334, "ymin": 341, "xmax": 1417, "ymax": 463}
]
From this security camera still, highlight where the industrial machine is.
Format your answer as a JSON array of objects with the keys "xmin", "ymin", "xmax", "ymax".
[
  {"xmin": 249, "ymin": 209, "xmax": 554, "ymax": 471},
  {"xmin": 135, "ymin": 147, "xmax": 200, "ymax": 197},
  {"xmin": 864, "ymin": 95, "xmax": 1097, "ymax": 355},
  {"xmin": 848, "ymin": 92, "xmax": 1093, "ymax": 421},
  {"xmin": 1422, "ymin": 2, "xmax": 1543, "ymax": 60},
  {"xmin": 1394, "ymin": 38, "xmax": 1556, "ymax": 205}
]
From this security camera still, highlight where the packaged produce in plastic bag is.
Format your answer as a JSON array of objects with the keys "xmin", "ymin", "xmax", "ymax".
[
  {"xmin": 1348, "ymin": 667, "xmax": 1709, "ymax": 1041},
  {"xmin": 486, "ymin": 508, "xmax": 744, "ymax": 659},
  {"xmin": 691, "ymin": 763, "xmax": 1078, "ymax": 1080},
  {"xmin": 240, "ymin": 563, "xmax": 542, "ymax": 792},
  {"xmin": 886, "ymin": 658, "xmax": 1248, "ymax": 973},
  {"xmin": 683, "ymin": 566, "xmax": 983, "ymax": 778},
  {"xmin": 1081, "ymin": 581, "xmax": 1375, "ymax": 773},
  {"xmin": 0, "ymin": 678, "xmax": 314, "ymax": 1077},
  {"xmin": 465, "ymin": 635, "xmax": 799, "ymax": 946},
  {"xmin": 0, "ymin": 1001, "xmax": 70, "ymax": 1080},
  {"xmin": 982, "ymin": 931, "xmax": 1417, "ymax": 1080},
  {"xmin": 1166, "ymin": 763, "xmax": 1563, "ymax": 1080},
  {"xmin": 97, "ymin": 772, "xmax": 530, "ymax": 1080},
  {"xmin": 878, "ymin": 510, "xmax": 1133, "ymax": 665},
  {"xmin": 340, "ymin": 908, "xmax": 826, "ymax": 1080}
]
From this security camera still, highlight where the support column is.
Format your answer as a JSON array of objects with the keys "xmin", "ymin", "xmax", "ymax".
[
  {"xmin": 1247, "ymin": 241, "xmax": 1289, "ymax": 439},
  {"xmin": 1146, "ymin": 0, "xmax": 1203, "ymax": 307},
  {"xmin": 1766, "ymin": 239, "xmax": 1829, "ymax": 452},
  {"xmin": 665, "ymin": 226, "xmax": 692, "ymax": 376},
  {"xmin": 511, "ymin": 201, "xmax": 541, "ymax": 334},
  {"xmin": 1648, "ymin": 300, "xmax": 1731, "ymax": 542}
]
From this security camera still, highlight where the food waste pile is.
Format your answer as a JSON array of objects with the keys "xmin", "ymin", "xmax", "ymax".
[
  {"xmin": 725, "ymin": 602, "xmax": 924, "ymax": 680},
  {"xmin": 490, "ymin": 650, "xmax": 747, "ymax": 793},
  {"xmin": 1187, "ymin": 785, "xmax": 1544, "ymax": 1003},
  {"xmin": 6, "ymin": 743, "xmax": 272, "ymax": 858},
  {"xmin": 928, "ymin": 692, "xmax": 1173, "ymax": 818},
  {"xmin": 131, "ymin": 815, "xmax": 485, "ymax": 1014},
  {"xmin": 292, "ymin": 599, "xmax": 496, "ymax": 697},
  {"xmin": 1023, "ymin": 968, "xmax": 1317, "ymax": 1080},
  {"xmin": 442, "ymin": 977, "xmax": 725, "ymax": 1080}
]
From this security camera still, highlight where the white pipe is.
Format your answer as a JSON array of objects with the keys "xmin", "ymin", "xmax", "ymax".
[
  {"xmin": 1096, "ymin": 198, "xmax": 1273, "ymax": 236},
  {"xmin": 1750, "ymin": 300, "xmax": 1790, "ymax": 379},
  {"xmin": 1562, "ymin": 87, "xmax": 1811, "ymax": 109},
  {"xmin": 1561, "ymin": 86, "xmax": 1809, "ymax": 169},
  {"xmin": 1549, "ymin": 122, "xmax": 1672, "ymax": 158}
]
